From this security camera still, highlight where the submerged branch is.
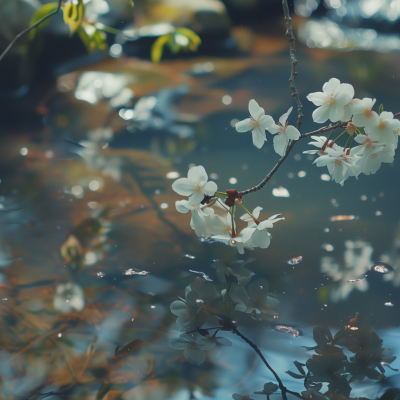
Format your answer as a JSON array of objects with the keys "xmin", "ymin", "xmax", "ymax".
[
  {"xmin": 0, "ymin": 0, "xmax": 63, "ymax": 63},
  {"xmin": 282, "ymin": 0, "xmax": 303, "ymax": 131},
  {"xmin": 232, "ymin": 326, "xmax": 305, "ymax": 400}
]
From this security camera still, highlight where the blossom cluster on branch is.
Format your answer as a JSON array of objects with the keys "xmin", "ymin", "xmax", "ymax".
[{"xmin": 172, "ymin": 166, "xmax": 284, "ymax": 253}]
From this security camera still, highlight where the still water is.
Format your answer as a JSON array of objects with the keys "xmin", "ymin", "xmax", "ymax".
[{"xmin": 1, "ymin": 29, "xmax": 400, "ymax": 400}]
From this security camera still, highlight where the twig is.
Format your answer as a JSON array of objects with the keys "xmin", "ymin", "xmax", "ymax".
[
  {"xmin": 282, "ymin": 0, "xmax": 303, "ymax": 131},
  {"xmin": 232, "ymin": 327, "xmax": 305, "ymax": 400},
  {"xmin": 300, "ymin": 121, "xmax": 346, "ymax": 139},
  {"xmin": 238, "ymin": 120, "xmax": 346, "ymax": 197},
  {"xmin": 238, "ymin": 140, "xmax": 297, "ymax": 197},
  {"xmin": 0, "ymin": 0, "xmax": 63, "ymax": 63}
]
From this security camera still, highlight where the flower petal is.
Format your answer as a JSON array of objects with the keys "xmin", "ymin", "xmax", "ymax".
[
  {"xmin": 329, "ymin": 105, "xmax": 345, "ymax": 122},
  {"xmin": 257, "ymin": 220, "xmax": 273, "ymax": 230},
  {"xmin": 249, "ymin": 99, "xmax": 264, "ymax": 120},
  {"xmin": 273, "ymin": 133, "xmax": 288, "ymax": 157},
  {"xmin": 172, "ymin": 178, "xmax": 194, "ymax": 196},
  {"xmin": 307, "ymin": 92, "xmax": 326, "ymax": 106},
  {"xmin": 176, "ymin": 199, "xmax": 191, "ymax": 213},
  {"xmin": 285, "ymin": 125, "xmax": 301, "ymax": 140},
  {"xmin": 252, "ymin": 127, "xmax": 266, "ymax": 149},
  {"xmin": 235, "ymin": 118, "xmax": 253, "ymax": 132},
  {"xmin": 188, "ymin": 165, "xmax": 207, "ymax": 184},
  {"xmin": 252, "ymin": 229, "xmax": 271, "ymax": 248},
  {"xmin": 312, "ymin": 105, "xmax": 330, "ymax": 123},
  {"xmin": 203, "ymin": 181, "xmax": 218, "ymax": 196},
  {"xmin": 279, "ymin": 107, "xmax": 293, "ymax": 125},
  {"xmin": 323, "ymin": 78, "xmax": 340, "ymax": 94},
  {"xmin": 259, "ymin": 114, "xmax": 275, "ymax": 130}
]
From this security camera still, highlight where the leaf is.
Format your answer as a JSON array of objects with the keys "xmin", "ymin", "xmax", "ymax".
[
  {"xmin": 263, "ymin": 382, "xmax": 278, "ymax": 395},
  {"xmin": 63, "ymin": 0, "xmax": 85, "ymax": 36},
  {"xmin": 285, "ymin": 370, "xmax": 304, "ymax": 379},
  {"xmin": 29, "ymin": 2, "xmax": 59, "ymax": 40},
  {"xmin": 365, "ymin": 368, "xmax": 385, "ymax": 380},
  {"xmin": 78, "ymin": 24, "xmax": 108, "ymax": 53},
  {"xmin": 175, "ymin": 27, "xmax": 201, "ymax": 49},
  {"xmin": 379, "ymin": 103, "xmax": 384, "ymax": 114},
  {"xmin": 115, "ymin": 339, "xmax": 146, "ymax": 357},
  {"xmin": 151, "ymin": 34, "xmax": 172, "ymax": 63},
  {"xmin": 313, "ymin": 326, "xmax": 333, "ymax": 345},
  {"xmin": 293, "ymin": 360, "xmax": 306, "ymax": 375}
]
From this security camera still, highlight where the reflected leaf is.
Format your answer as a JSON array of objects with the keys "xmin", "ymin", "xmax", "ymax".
[{"xmin": 115, "ymin": 339, "xmax": 146, "ymax": 357}]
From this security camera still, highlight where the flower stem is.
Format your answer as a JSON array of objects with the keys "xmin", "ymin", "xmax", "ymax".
[{"xmin": 237, "ymin": 202, "xmax": 257, "ymax": 222}]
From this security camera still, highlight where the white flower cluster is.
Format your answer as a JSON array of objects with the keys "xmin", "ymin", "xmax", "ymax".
[
  {"xmin": 306, "ymin": 77, "xmax": 400, "ymax": 185},
  {"xmin": 235, "ymin": 100, "xmax": 301, "ymax": 156},
  {"xmin": 169, "ymin": 262, "xmax": 278, "ymax": 364},
  {"xmin": 172, "ymin": 165, "xmax": 284, "ymax": 253}
]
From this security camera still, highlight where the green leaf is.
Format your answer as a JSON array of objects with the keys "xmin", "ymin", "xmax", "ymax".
[
  {"xmin": 175, "ymin": 27, "xmax": 201, "ymax": 48},
  {"xmin": 379, "ymin": 103, "xmax": 384, "ymax": 114},
  {"xmin": 63, "ymin": 0, "xmax": 85, "ymax": 36},
  {"xmin": 151, "ymin": 34, "xmax": 172, "ymax": 63},
  {"xmin": 29, "ymin": 2, "xmax": 59, "ymax": 40},
  {"xmin": 78, "ymin": 23, "xmax": 108, "ymax": 53}
]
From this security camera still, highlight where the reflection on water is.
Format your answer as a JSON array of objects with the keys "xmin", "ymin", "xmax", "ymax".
[
  {"xmin": 321, "ymin": 240, "xmax": 372, "ymax": 302},
  {"xmin": 2, "ymin": 28, "xmax": 400, "ymax": 400}
]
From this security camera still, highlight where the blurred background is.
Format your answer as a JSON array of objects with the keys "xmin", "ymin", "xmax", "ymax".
[{"xmin": 1, "ymin": 0, "xmax": 400, "ymax": 399}]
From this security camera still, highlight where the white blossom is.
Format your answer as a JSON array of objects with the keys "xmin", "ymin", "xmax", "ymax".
[
  {"xmin": 321, "ymin": 240, "xmax": 372, "ymax": 302},
  {"xmin": 303, "ymin": 135, "xmax": 340, "ymax": 156},
  {"xmin": 54, "ymin": 282, "xmax": 85, "ymax": 313},
  {"xmin": 235, "ymin": 99, "xmax": 274, "ymax": 149},
  {"xmin": 353, "ymin": 134, "xmax": 394, "ymax": 175},
  {"xmin": 351, "ymin": 98, "xmax": 379, "ymax": 129},
  {"xmin": 268, "ymin": 107, "xmax": 300, "ymax": 156},
  {"xmin": 313, "ymin": 146, "xmax": 360, "ymax": 185},
  {"xmin": 240, "ymin": 207, "xmax": 284, "ymax": 249},
  {"xmin": 176, "ymin": 200, "xmax": 212, "ymax": 238},
  {"xmin": 307, "ymin": 78, "xmax": 355, "ymax": 123},
  {"xmin": 172, "ymin": 165, "xmax": 217, "ymax": 204},
  {"xmin": 368, "ymin": 111, "xmax": 400, "ymax": 148}
]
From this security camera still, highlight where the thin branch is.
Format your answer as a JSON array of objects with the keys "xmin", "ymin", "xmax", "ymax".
[
  {"xmin": 238, "ymin": 140, "xmax": 297, "ymax": 197},
  {"xmin": 282, "ymin": 0, "xmax": 303, "ymax": 131},
  {"xmin": 238, "ymin": 120, "xmax": 346, "ymax": 197},
  {"xmin": 300, "ymin": 121, "xmax": 346, "ymax": 139},
  {"xmin": 0, "ymin": 0, "xmax": 63, "ymax": 63},
  {"xmin": 232, "ymin": 327, "xmax": 305, "ymax": 400}
]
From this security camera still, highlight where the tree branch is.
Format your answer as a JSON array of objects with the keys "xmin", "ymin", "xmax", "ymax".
[
  {"xmin": 282, "ymin": 0, "xmax": 303, "ymax": 131},
  {"xmin": 0, "ymin": 0, "xmax": 63, "ymax": 63},
  {"xmin": 237, "ymin": 120, "xmax": 348, "ymax": 197},
  {"xmin": 232, "ymin": 327, "xmax": 305, "ymax": 400}
]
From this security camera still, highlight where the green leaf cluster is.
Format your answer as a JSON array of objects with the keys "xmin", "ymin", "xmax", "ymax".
[{"xmin": 151, "ymin": 27, "xmax": 201, "ymax": 63}]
